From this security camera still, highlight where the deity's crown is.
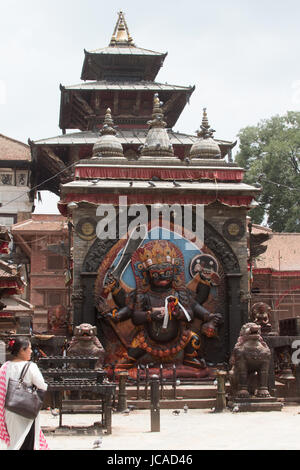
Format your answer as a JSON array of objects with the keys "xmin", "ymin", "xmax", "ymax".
[{"xmin": 138, "ymin": 240, "xmax": 178, "ymax": 269}]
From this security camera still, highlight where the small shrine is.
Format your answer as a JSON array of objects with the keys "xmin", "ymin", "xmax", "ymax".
[{"xmin": 40, "ymin": 12, "xmax": 259, "ymax": 375}]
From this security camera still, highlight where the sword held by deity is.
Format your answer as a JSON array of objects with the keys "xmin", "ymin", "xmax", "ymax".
[{"xmin": 103, "ymin": 224, "xmax": 147, "ymax": 294}]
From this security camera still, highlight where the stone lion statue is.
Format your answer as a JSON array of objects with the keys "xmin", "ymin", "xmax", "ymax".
[
  {"xmin": 67, "ymin": 323, "xmax": 105, "ymax": 368},
  {"xmin": 229, "ymin": 322, "xmax": 271, "ymax": 398}
]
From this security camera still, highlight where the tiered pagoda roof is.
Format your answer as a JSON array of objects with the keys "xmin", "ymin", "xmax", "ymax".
[
  {"xmin": 59, "ymin": 11, "xmax": 194, "ymax": 131},
  {"xmin": 59, "ymin": 100, "xmax": 259, "ymax": 216},
  {"xmin": 30, "ymin": 12, "xmax": 237, "ymax": 195},
  {"xmin": 81, "ymin": 12, "xmax": 167, "ymax": 82}
]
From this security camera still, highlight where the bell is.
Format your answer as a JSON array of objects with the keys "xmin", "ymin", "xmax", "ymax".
[{"xmin": 278, "ymin": 367, "xmax": 295, "ymax": 381}]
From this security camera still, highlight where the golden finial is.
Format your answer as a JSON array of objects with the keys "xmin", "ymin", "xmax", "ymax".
[
  {"xmin": 98, "ymin": 108, "xmax": 117, "ymax": 136},
  {"xmin": 109, "ymin": 11, "xmax": 135, "ymax": 46},
  {"xmin": 197, "ymin": 108, "xmax": 215, "ymax": 139},
  {"xmin": 202, "ymin": 108, "xmax": 209, "ymax": 129},
  {"xmin": 148, "ymin": 93, "xmax": 166, "ymax": 128}
]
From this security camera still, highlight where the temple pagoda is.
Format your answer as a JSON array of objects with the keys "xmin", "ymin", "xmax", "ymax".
[
  {"xmin": 30, "ymin": 11, "xmax": 236, "ymax": 195},
  {"xmin": 31, "ymin": 12, "xmax": 261, "ymax": 367}
]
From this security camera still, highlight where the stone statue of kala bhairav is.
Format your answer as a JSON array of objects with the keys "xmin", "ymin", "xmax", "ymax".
[{"xmin": 96, "ymin": 238, "xmax": 223, "ymax": 370}]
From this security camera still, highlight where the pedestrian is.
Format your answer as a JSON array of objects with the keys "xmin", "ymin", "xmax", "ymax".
[{"xmin": 0, "ymin": 336, "xmax": 49, "ymax": 450}]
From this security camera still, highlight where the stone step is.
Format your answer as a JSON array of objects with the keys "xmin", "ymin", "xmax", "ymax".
[
  {"xmin": 126, "ymin": 398, "xmax": 216, "ymax": 409},
  {"xmin": 126, "ymin": 385, "xmax": 219, "ymax": 400}
]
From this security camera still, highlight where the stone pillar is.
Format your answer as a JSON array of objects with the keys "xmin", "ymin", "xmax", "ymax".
[
  {"xmin": 150, "ymin": 375, "xmax": 160, "ymax": 432},
  {"xmin": 117, "ymin": 372, "xmax": 128, "ymax": 412},
  {"xmin": 71, "ymin": 288, "xmax": 85, "ymax": 327},
  {"xmin": 226, "ymin": 273, "xmax": 243, "ymax": 354},
  {"xmin": 215, "ymin": 370, "xmax": 227, "ymax": 412}
]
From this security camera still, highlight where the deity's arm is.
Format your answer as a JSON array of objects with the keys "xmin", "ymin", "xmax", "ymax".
[
  {"xmin": 191, "ymin": 299, "xmax": 211, "ymax": 322},
  {"xmin": 190, "ymin": 296, "xmax": 223, "ymax": 333},
  {"xmin": 131, "ymin": 293, "xmax": 164, "ymax": 326},
  {"xmin": 102, "ymin": 274, "xmax": 128, "ymax": 309},
  {"xmin": 100, "ymin": 289, "xmax": 134, "ymax": 323},
  {"xmin": 113, "ymin": 305, "xmax": 133, "ymax": 322},
  {"xmin": 131, "ymin": 293, "xmax": 150, "ymax": 326},
  {"xmin": 111, "ymin": 283, "xmax": 127, "ymax": 309}
]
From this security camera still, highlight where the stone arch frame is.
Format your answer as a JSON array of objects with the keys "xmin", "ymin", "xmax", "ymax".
[
  {"xmin": 77, "ymin": 218, "xmax": 244, "ymax": 361},
  {"xmin": 82, "ymin": 220, "xmax": 241, "ymax": 275},
  {"xmin": 203, "ymin": 220, "xmax": 245, "ymax": 359},
  {"xmin": 204, "ymin": 220, "xmax": 240, "ymax": 274}
]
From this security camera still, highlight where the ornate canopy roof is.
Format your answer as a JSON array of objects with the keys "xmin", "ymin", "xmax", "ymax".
[{"xmin": 81, "ymin": 12, "xmax": 167, "ymax": 82}]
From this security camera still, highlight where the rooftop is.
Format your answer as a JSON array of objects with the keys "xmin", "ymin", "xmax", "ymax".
[
  {"xmin": 61, "ymin": 179, "xmax": 259, "ymax": 193},
  {"xmin": 81, "ymin": 12, "xmax": 167, "ymax": 82},
  {"xmin": 34, "ymin": 129, "xmax": 235, "ymax": 150},
  {"xmin": 252, "ymin": 225, "xmax": 300, "ymax": 271},
  {"xmin": 64, "ymin": 81, "xmax": 193, "ymax": 92},
  {"xmin": 86, "ymin": 46, "xmax": 166, "ymax": 57},
  {"xmin": 0, "ymin": 134, "xmax": 31, "ymax": 161},
  {"xmin": 12, "ymin": 214, "xmax": 67, "ymax": 233}
]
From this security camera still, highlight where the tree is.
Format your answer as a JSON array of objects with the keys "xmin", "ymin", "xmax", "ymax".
[{"xmin": 235, "ymin": 111, "xmax": 300, "ymax": 232}]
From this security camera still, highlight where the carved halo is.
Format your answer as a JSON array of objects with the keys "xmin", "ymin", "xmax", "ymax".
[
  {"xmin": 76, "ymin": 217, "xmax": 97, "ymax": 241},
  {"xmin": 222, "ymin": 218, "xmax": 245, "ymax": 242}
]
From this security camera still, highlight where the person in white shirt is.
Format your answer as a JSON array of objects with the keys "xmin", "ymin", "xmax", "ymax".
[{"xmin": 0, "ymin": 336, "xmax": 49, "ymax": 450}]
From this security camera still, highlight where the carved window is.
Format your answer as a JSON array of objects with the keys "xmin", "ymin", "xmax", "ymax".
[
  {"xmin": 0, "ymin": 172, "xmax": 13, "ymax": 185},
  {"xmin": 16, "ymin": 171, "xmax": 28, "ymax": 186}
]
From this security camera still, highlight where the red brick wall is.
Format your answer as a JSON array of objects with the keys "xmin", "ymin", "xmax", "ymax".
[
  {"xmin": 251, "ymin": 271, "xmax": 300, "ymax": 321},
  {"xmin": 29, "ymin": 233, "xmax": 70, "ymax": 331}
]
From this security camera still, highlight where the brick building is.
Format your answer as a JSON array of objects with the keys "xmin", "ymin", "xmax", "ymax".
[
  {"xmin": 250, "ymin": 224, "xmax": 300, "ymax": 325},
  {"xmin": 0, "ymin": 134, "xmax": 33, "ymax": 227},
  {"xmin": 11, "ymin": 214, "xmax": 71, "ymax": 332}
]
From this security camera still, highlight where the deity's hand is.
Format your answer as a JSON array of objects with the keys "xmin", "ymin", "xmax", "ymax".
[
  {"xmin": 208, "ymin": 312, "xmax": 223, "ymax": 326},
  {"xmin": 210, "ymin": 272, "xmax": 221, "ymax": 286},
  {"xmin": 172, "ymin": 307, "xmax": 185, "ymax": 320},
  {"xmin": 103, "ymin": 310, "xmax": 120, "ymax": 323},
  {"xmin": 103, "ymin": 274, "xmax": 120, "ymax": 297},
  {"xmin": 150, "ymin": 307, "xmax": 165, "ymax": 322}
]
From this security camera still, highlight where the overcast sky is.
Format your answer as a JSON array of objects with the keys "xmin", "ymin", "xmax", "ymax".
[{"xmin": 0, "ymin": 0, "xmax": 299, "ymax": 213}]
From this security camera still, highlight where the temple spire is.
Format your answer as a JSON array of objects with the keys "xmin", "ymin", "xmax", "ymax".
[
  {"xmin": 109, "ymin": 11, "xmax": 135, "ymax": 47},
  {"xmin": 197, "ymin": 108, "xmax": 215, "ymax": 139},
  {"xmin": 140, "ymin": 94, "xmax": 176, "ymax": 160},
  {"xmin": 92, "ymin": 108, "xmax": 126, "ymax": 160},
  {"xmin": 189, "ymin": 108, "xmax": 222, "ymax": 160}
]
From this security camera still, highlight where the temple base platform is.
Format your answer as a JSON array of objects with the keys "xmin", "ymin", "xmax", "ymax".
[{"xmin": 227, "ymin": 396, "xmax": 283, "ymax": 412}]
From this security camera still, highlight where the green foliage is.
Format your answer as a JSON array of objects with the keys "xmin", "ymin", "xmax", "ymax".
[{"xmin": 235, "ymin": 111, "xmax": 300, "ymax": 232}]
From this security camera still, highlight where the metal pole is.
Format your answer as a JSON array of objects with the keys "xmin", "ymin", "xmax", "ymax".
[
  {"xmin": 117, "ymin": 372, "xmax": 128, "ymax": 412},
  {"xmin": 160, "ymin": 363, "xmax": 164, "ymax": 399},
  {"xmin": 59, "ymin": 390, "xmax": 63, "ymax": 427},
  {"xmin": 150, "ymin": 374, "xmax": 160, "ymax": 432},
  {"xmin": 136, "ymin": 365, "xmax": 140, "ymax": 400},
  {"xmin": 145, "ymin": 364, "xmax": 149, "ymax": 400},
  {"xmin": 215, "ymin": 370, "xmax": 227, "ymax": 412},
  {"xmin": 172, "ymin": 364, "xmax": 177, "ymax": 399}
]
